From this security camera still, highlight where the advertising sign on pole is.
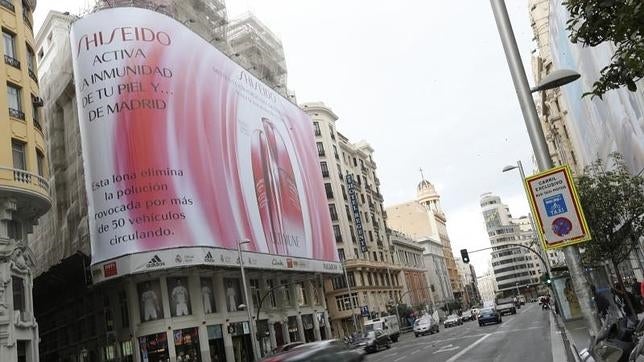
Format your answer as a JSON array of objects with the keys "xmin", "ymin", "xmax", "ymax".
[
  {"xmin": 69, "ymin": 7, "xmax": 340, "ymax": 276},
  {"xmin": 524, "ymin": 165, "xmax": 591, "ymax": 250}
]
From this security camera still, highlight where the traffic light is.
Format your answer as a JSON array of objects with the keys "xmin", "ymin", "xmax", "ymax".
[{"xmin": 460, "ymin": 249, "xmax": 470, "ymax": 263}]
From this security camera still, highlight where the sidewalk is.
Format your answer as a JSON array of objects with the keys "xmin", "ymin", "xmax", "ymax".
[{"xmin": 556, "ymin": 312, "xmax": 644, "ymax": 361}]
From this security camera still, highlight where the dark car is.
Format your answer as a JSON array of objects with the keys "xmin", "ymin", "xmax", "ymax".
[
  {"xmin": 353, "ymin": 330, "xmax": 391, "ymax": 353},
  {"xmin": 478, "ymin": 307, "xmax": 502, "ymax": 326},
  {"xmin": 272, "ymin": 342, "xmax": 305, "ymax": 355},
  {"xmin": 261, "ymin": 340, "xmax": 365, "ymax": 362}
]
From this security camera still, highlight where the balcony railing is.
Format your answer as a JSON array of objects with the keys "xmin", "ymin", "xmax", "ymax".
[
  {"xmin": 0, "ymin": 0, "xmax": 14, "ymax": 12},
  {"xmin": 9, "ymin": 107, "xmax": 25, "ymax": 120},
  {"xmin": 4, "ymin": 54, "xmax": 20, "ymax": 69},
  {"xmin": 0, "ymin": 166, "xmax": 49, "ymax": 192},
  {"xmin": 28, "ymin": 68, "xmax": 37, "ymax": 83}
]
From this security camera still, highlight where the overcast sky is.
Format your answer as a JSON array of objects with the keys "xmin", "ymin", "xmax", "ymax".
[{"xmin": 35, "ymin": 0, "xmax": 540, "ymax": 276}]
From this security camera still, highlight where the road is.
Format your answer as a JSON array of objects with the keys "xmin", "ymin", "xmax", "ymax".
[{"xmin": 365, "ymin": 302, "xmax": 552, "ymax": 362}]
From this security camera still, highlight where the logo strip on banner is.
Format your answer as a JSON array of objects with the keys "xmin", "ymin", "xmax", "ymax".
[
  {"xmin": 524, "ymin": 165, "xmax": 591, "ymax": 250},
  {"xmin": 346, "ymin": 174, "xmax": 368, "ymax": 253},
  {"xmin": 91, "ymin": 247, "xmax": 343, "ymax": 283}
]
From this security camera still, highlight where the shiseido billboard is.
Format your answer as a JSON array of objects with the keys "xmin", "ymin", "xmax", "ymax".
[{"xmin": 70, "ymin": 8, "xmax": 340, "ymax": 281}]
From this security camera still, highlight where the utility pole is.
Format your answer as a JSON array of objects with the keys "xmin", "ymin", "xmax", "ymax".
[{"xmin": 490, "ymin": 0, "xmax": 600, "ymax": 335}]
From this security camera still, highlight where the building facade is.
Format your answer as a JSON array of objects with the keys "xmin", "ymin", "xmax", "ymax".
[
  {"xmin": 302, "ymin": 102, "xmax": 402, "ymax": 337},
  {"xmin": 477, "ymin": 271, "xmax": 498, "ymax": 304},
  {"xmin": 480, "ymin": 193, "xmax": 542, "ymax": 298},
  {"xmin": 389, "ymin": 230, "xmax": 431, "ymax": 308},
  {"xmin": 0, "ymin": 0, "xmax": 49, "ymax": 361},
  {"xmin": 31, "ymin": 4, "xmax": 339, "ymax": 362},
  {"xmin": 456, "ymin": 260, "xmax": 481, "ymax": 308},
  {"xmin": 385, "ymin": 178, "xmax": 463, "ymax": 303}
]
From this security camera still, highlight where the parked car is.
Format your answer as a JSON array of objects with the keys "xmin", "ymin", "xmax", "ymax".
[
  {"xmin": 478, "ymin": 307, "xmax": 502, "ymax": 326},
  {"xmin": 261, "ymin": 340, "xmax": 365, "ymax": 362},
  {"xmin": 272, "ymin": 342, "xmax": 304, "ymax": 355},
  {"xmin": 413, "ymin": 316, "xmax": 439, "ymax": 337},
  {"xmin": 353, "ymin": 330, "xmax": 391, "ymax": 353},
  {"xmin": 443, "ymin": 314, "xmax": 463, "ymax": 328},
  {"xmin": 460, "ymin": 310, "xmax": 475, "ymax": 322}
]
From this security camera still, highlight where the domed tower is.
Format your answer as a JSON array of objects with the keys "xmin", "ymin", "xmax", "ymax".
[
  {"xmin": 416, "ymin": 170, "xmax": 463, "ymax": 302},
  {"xmin": 416, "ymin": 176, "xmax": 444, "ymax": 220}
]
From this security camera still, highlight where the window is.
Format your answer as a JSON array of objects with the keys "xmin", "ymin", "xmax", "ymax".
[
  {"xmin": 12, "ymin": 276, "xmax": 25, "ymax": 313},
  {"xmin": 367, "ymin": 273, "xmax": 373, "ymax": 286},
  {"xmin": 267, "ymin": 280, "xmax": 277, "ymax": 307},
  {"xmin": 3, "ymin": 30, "xmax": 19, "ymax": 68},
  {"xmin": 325, "ymin": 183, "xmax": 333, "ymax": 199},
  {"xmin": 320, "ymin": 162, "xmax": 329, "ymax": 177},
  {"xmin": 345, "ymin": 205, "xmax": 351, "ymax": 220},
  {"xmin": 337, "ymin": 248, "xmax": 345, "ymax": 261},
  {"xmin": 329, "ymin": 124, "xmax": 335, "ymax": 139},
  {"xmin": 337, "ymin": 164, "xmax": 343, "ymax": 179},
  {"xmin": 281, "ymin": 280, "xmax": 292, "ymax": 305},
  {"xmin": 313, "ymin": 121, "xmax": 321, "ymax": 136},
  {"xmin": 26, "ymin": 44, "xmax": 36, "ymax": 80},
  {"xmin": 12, "ymin": 139, "xmax": 26, "ymax": 170},
  {"xmin": 36, "ymin": 149, "xmax": 45, "ymax": 176},
  {"xmin": 316, "ymin": 142, "xmax": 325, "ymax": 156},
  {"xmin": 372, "ymin": 251, "xmax": 377, "ymax": 261},
  {"xmin": 347, "ymin": 272, "xmax": 356, "ymax": 287},
  {"xmin": 249, "ymin": 279, "xmax": 260, "ymax": 308},
  {"xmin": 118, "ymin": 290, "xmax": 129, "ymax": 328},
  {"xmin": 32, "ymin": 100, "xmax": 41, "ymax": 130},
  {"xmin": 333, "ymin": 225, "xmax": 342, "ymax": 242},
  {"xmin": 333, "ymin": 145, "xmax": 339, "ymax": 159},
  {"xmin": 341, "ymin": 185, "xmax": 347, "ymax": 200},
  {"xmin": 328, "ymin": 204, "xmax": 338, "ymax": 221},
  {"xmin": 7, "ymin": 220, "xmax": 20, "ymax": 240},
  {"xmin": 7, "ymin": 83, "xmax": 24, "ymax": 119}
]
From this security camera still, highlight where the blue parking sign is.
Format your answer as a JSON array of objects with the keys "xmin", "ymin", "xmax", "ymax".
[
  {"xmin": 544, "ymin": 194, "xmax": 567, "ymax": 217},
  {"xmin": 360, "ymin": 306, "xmax": 370, "ymax": 317}
]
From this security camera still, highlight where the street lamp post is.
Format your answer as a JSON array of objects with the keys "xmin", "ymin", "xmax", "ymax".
[
  {"xmin": 490, "ymin": 0, "xmax": 600, "ymax": 335},
  {"xmin": 238, "ymin": 240, "xmax": 260, "ymax": 361}
]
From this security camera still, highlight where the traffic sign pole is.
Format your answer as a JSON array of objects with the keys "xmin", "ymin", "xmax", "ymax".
[{"xmin": 490, "ymin": 0, "xmax": 600, "ymax": 335}]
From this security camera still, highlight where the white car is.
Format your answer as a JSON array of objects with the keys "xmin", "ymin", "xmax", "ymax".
[
  {"xmin": 413, "ymin": 316, "xmax": 439, "ymax": 337},
  {"xmin": 443, "ymin": 314, "xmax": 463, "ymax": 328}
]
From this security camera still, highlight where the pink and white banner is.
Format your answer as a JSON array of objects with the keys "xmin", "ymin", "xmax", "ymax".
[{"xmin": 70, "ymin": 8, "xmax": 337, "ymax": 267}]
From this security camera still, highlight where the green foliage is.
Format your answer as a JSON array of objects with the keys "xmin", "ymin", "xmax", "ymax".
[
  {"xmin": 576, "ymin": 153, "xmax": 644, "ymax": 265},
  {"xmin": 563, "ymin": 0, "xmax": 643, "ymax": 98}
]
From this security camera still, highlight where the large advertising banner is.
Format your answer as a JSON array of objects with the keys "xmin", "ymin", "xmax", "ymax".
[{"xmin": 70, "ymin": 8, "xmax": 338, "ymax": 274}]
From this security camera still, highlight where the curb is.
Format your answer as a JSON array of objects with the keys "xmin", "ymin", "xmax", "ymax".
[{"xmin": 549, "ymin": 311, "xmax": 578, "ymax": 362}]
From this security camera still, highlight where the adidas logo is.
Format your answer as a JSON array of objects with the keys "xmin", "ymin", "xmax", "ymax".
[
  {"xmin": 146, "ymin": 255, "xmax": 165, "ymax": 268},
  {"xmin": 204, "ymin": 252, "xmax": 215, "ymax": 263}
]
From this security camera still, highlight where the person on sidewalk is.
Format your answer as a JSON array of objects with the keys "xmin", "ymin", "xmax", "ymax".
[{"xmin": 591, "ymin": 285, "xmax": 610, "ymax": 319}]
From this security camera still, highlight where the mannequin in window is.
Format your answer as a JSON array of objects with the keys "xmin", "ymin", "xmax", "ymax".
[
  {"xmin": 141, "ymin": 282, "xmax": 160, "ymax": 321},
  {"xmin": 172, "ymin": 279, "xmax": 190, "ymax": 316},
  {"xmin": 226, "ymin": 280, "xmax": 238, "ymax": 312},
  {"xmin": 202, "ymin": 282, "xmax": 213, "ymax": 314}
]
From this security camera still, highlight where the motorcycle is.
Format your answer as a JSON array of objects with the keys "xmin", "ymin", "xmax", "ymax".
[{"xmin": 578, "ymin": 307, "xmax": 644, "ymax": 361}]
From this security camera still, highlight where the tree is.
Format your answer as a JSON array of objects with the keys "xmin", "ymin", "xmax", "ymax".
[
  {"xmin": 563, "ymin": 0, "xmax": 643, "ymax": 98},
  {"xmin": 576, "ymin": 153, "xmax": 644, "ymax": 313}
]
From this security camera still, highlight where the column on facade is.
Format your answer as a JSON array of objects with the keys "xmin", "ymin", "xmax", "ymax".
[{"xmin": 213, "ymin": 272, "xmax": 235, "ymax": 362}]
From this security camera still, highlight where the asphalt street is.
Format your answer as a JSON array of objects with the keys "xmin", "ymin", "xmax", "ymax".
[{"xmin": 365, "ymin": 302, "xmax": 552, "ymax": 362}]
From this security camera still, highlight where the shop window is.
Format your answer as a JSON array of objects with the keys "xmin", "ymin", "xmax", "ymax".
[
  {"xmin": 207, "ymin": 325, "xmax": 226, "ymax": 362},
  {"xmin": 224, "ymin": 278, "xmax": 244, "ymax": 312},
  {"xmin": 167, "ymin": 277, "xmax": 191, "ymax": 317},
  {"xmin": 137, "ymin": 280, "xmax": 162, "ymax": 322},
  {"xmin": 120, "ymin": 340, "xmax": 133, "ymax": 362},
  {"xmin": 17, "ymin": 340, "xmax": 27, "ymax": 362},
  {"xmin": 229, "ymin": 322, "xmax": 254, "ymax": 362},
  {"xmin": 288, "ymin": 316, "xmax": 300, "ymax": 342},
  {"xmin": 302, "ymin": 314, "xmax": 315, "ymax": 342},
  {"xmin": 173, "ymin": 327, "xmax": 201, "ymax": 362},
  {"xmin": 201, "ymin": 278, "xmax": 216, "ymax": 314},
  {"xmin": 138, "ymin": 332, "xmax": 169, "ymax": 362}
]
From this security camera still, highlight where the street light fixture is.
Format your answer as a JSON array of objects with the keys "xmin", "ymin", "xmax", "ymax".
[
  {"xmin": 238, "ymin": 239, "xmax": 260, "ymax": 361},
  {"xmin": 530, "ymin": 69, "xmax": 581, "ymax": 93}
]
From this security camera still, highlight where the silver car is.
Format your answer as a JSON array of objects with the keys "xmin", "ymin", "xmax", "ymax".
[{"xmin": 413, "ymin": 317, "xmax": 439, "ymax": 337}]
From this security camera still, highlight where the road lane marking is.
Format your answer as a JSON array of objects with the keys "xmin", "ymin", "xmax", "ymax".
[
  {"xmin": 445, "ymin": 334, "xmax": 492, "ymax": 362},
  {"xmin": 394, "ymin": 356, "xmax": 406, "ymax": 362},
  {"xmin": 434, "ymin": 344, "xmax": 460, "ymax": 354},
  {"xmin": 410, "ymin": 349, "xmax": 420, "ymax": 355}
]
